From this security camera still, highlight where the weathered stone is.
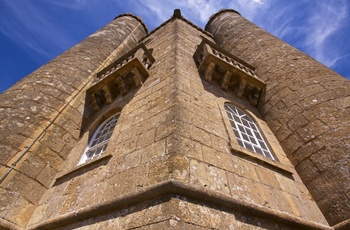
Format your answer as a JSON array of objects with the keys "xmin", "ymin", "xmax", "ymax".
[
  {"xmin": 190, "ymin": 159, "xmax": 230, "ymax": 196},
  {"xmin": 1, "ymin": 9, "xmax": 342, "ymax": 230}
]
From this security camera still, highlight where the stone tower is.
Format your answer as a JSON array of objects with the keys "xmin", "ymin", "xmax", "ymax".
[{"xmin": 0, "ymin": 9, "xmax": 349, "ymax": 230}]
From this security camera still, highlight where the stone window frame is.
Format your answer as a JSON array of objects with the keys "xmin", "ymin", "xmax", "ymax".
[
  {"xmin": 55, "ymin": 106, "xmax": 124, "ymax": 184},
  {"xmin": 218, "ymin": 99, "xmax": 293, "ymax": 175},
  {"xmin": 78, "ymin": 113, "xmax": 119, "ymax": 165},
  {"xmin": 224, "ymin": 103, "xmax": 276, "ymax": 160}
]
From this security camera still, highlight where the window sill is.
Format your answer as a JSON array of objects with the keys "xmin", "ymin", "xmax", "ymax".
[
  {"xmin": 54, "ymin": 153, "xmax": 112, "ymax": 186},
  {"xmin": 230, "ymin": 144, "xmax": 294, "ymax": 177}
]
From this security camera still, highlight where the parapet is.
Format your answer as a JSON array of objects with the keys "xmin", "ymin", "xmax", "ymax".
[
  {"xmin": 205, "ymin": 9, "xmax": 241, "ymax": 31},
  {"xmin": 114, "ymin": 13, "xmax": 148, "ymax": 34}
]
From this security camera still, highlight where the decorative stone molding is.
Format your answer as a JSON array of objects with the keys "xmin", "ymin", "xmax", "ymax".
[
  {"xmin": 87, "ymin": 43, "xmax": 155, "ymax": 111},
  {"xmin": 194, "ymin": 38, "xmax": 265, "ymax": 106}
]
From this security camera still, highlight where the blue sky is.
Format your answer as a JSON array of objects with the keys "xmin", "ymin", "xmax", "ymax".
[{"xmin": 0, "ymin": 0, "xmax": 349, "ymax": 93}]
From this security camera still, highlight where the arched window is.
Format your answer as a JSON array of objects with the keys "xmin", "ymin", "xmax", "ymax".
[
  {"xmin": 79, "ymin": 113, "xmax": 119, "ymax": 165},
  {"xmin": 224, "ymin": 104, "xmax": 275, "ymax": 160}
]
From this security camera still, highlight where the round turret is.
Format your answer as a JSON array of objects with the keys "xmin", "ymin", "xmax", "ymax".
[
  {"xmin": 0, "ymin": 14, "xmax": 146, "ymax": 228},
  {"xmin": 206, "ymin": 10, "xmax": 350, "ymax": 226}
]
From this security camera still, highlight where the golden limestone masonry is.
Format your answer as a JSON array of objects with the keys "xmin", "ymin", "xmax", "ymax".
[{"xmin": 0, "ymin": 9, "xmax": 349, "ymax": 229}]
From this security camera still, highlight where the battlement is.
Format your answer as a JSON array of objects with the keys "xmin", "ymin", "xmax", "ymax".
[
  {"xmin": 88, "ymin": 43, "xmax": 155, "ymax": 112},
  {"xmin": 194, "ymin": 38, "xmax": 265, "ymax": 106}
]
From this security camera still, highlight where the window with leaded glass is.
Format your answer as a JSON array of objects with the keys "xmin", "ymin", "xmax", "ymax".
[
  {"xmin": 224, "ymin": 104, "xmax": 275, "ymax": 160},
  {"xmin": 79, "ymin": 113, "xmax": 119, "ymax": 165}
]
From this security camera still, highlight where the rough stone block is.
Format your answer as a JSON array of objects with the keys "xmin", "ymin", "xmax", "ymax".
[{"xmin": 190, "ymin": 159, "xmax": 230, "ymax": 196}]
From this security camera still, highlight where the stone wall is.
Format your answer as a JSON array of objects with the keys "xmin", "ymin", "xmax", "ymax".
[
  {"xmin": 0, "ymin": 14, "xmax": 147, "ymax": 229},
  {"xmin": 34, "ymin": 197, "xmax": 329, "ymax": 230},
  {"xmin": 206, "ymin": 10, "xmax": 350, "ymax": 226},
  {"xmin": 27, "ymin": 14, "xmax": 328, "ymax": 229}
]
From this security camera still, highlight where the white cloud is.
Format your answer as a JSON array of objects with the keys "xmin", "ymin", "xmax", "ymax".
[
  {"xmin": 253, "ymin": 0, "xmax": 264, "ymax": 5},
  {"xmin": 119, "ymin": 0, "xmax": 271, "ymax": 30},
  {"xmin": 181, "ymin": 0, "xmax": 221, "ymax": 24},
  {"xmin": 132, "ymin": 0, "xmax": 271, "ymax": 30},
  {"xmin": 0, "ymin": 1, "xmax": 77, "ymax": 60},
  {"xmin": 134, "ymin": 0, "xmax": 219, "ymax": 28},
  {"xmin": 303, "ymin": 2, "xmax": 348, "ymax": 67},
  {"xmin": 44, "ymin": 0, "xmax": 88, "ymax": 9},
  {"xmin": 229, "ymin": 0, "xmax": 270, "ymax": 21}
]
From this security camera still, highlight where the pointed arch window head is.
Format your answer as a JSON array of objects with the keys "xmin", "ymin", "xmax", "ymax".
[
  {"xmin": 224, "ymin": 104, "xmax": 276, "ymax": 160},
  {"xmin": 79, "ymin": 114, "xmax": 119, "ymax": 165}
]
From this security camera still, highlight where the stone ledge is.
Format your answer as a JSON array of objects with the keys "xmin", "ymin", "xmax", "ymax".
[
  {"xmin": 54, "ymin": 153, "xmax": 112, "ymax": 185},
  {"xmin": 0, "ymin": 218, "xmax": 22, "ymax": 230},
  {"xmin": 334, "ymin": 218, "xmax": 350, "ymax": 230},
  {"xmin": 28, "ymin": 180, "xmax": 331, "ymax": 230},
  {"xmin": 230, "ymin": 147, "xmax": 294, "ymax": 178}
]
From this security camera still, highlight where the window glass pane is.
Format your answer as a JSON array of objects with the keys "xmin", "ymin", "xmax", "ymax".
[
  {"xmin": 237, "ymin": 139, "xmax": 244, "ymax": 147},
  {"xmin": 245, "ymin": 128, "xmax": 253, "ymax": 136},
  {"xmin": 96, "ymin": 146, "xmax": 103, "ymax": 155},
  {"xmin": 86, "ymin": 150, "xmax": 94, "ymax": 158},
  {"xmin": 106, "ymin": 132, "xmax": 113, "ymax": 140},
  {"xmin": 237, "ymin": 109, "xmax": 245, "ymax": 116},
  {"xmin": 242, "ymin": 119, "xmax": 249, "ymax": 127},
  {"xmin": 229, "ymin": 119, "xmax": 236, "ymax": 129},
  {"xmin": 241, "ymin": 133, "xmax": 249, "ymax": 141},
  {"xmin": 249, "ymin": 136, "xmax": 257, "ymax": 145},
  {"xmin": 254, "ymin": 131, "xmax": 262, "ymax": 140},
  {"xmin": 238, "ymin": 125, "xmax": 245, "ymax": 133},
  {"xmin": 259, "ymin": 141, "xmax": 267, "ymax": 150},
  {"xmin": 233, "ymin": 129, "xmax": 240, "ymax": 138},
  {"xmin": 244, "ymin": 142, "xmax": 254, "ymax": 151},
  {"xmin": 92, "ymin": 139, "xmax": 98, "ymax": 146},
  {"xmin": 254, "ymin": 146, "xmax": 263, "ymax": 155},
  {"xmin": 263, "ymin": 150, "xmax": 271, "ymax": 158},
  {"xmin": 243, "ymin": 114, "xmax": 253, "ymax": 122},
  {"xmin": 234, "ymin": 116, "xmax": 241, "ymax": 123},
  {"xmin": 251, "ymin": 123, "xmax": 258, "ymax": 131}
]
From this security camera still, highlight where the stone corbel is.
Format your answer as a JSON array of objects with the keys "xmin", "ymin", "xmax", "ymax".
[
  {"xmin": 86, "ymin": 42, "xmax": 155, "ymax": 113},
  {"xmin": 204, "ymin": 62, "xmax": 215, "ymax": 82},
  {"xmin": 115, "ymin": 75, "xmax": 127, "ymax": 95},
  {"xmin": 220, "ymin": 70, "xmax": 232, "ymax": 90},
  {"xmin": 90, "ymin": 92, "xmax": 100, "ymax": 112},
  {"xmin": 194, "ymin": 37, "xmax": 266, "ymax": 107},
  {"xmin": 237, "ymin": 78, "xmax": 247, "ymax": 98},
  {"xmin": 102, "ymin": 85, "xmax": 113, "ymax": 104},
  {"xmin": 251, "ymin": 87, "xmax": 262, "ymax": 106},
  {"xmin": 131, "ymin": 67, "xmax": 143, "ymax": 87}
]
